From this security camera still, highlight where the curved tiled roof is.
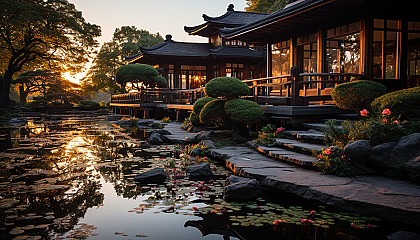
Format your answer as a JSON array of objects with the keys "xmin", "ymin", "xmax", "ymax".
[
  {"xmin": 125, "ymin": 36, "xmax": 264, "ymax": 63},
  {"xmin": 220, "ymin": 0, "xmax": 326, "ymax": 38},
  {"xmin": 184, "ymin": 4, "xmax": 268, "ymax": 36}
]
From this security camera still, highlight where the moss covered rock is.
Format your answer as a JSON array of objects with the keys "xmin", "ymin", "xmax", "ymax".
[
  {"xmin": 205, "ymin": 77, "xmax": 249, "ymax": 99},
  {"xmin": 371, "ymin": 86, "xmax": 420, "ymax": 119},
  {"xmin": 193, "ymin": 97, "xmax": 216, "ymax": 115},
  {"xmin": 199, "ymin": 99, "xmax": 227, "ymax": 126},
  {"xmin": 331, "ymin": 80, "xmax": 387, "ymax": 112},
  {"xmin": 225, "ymin": 99, "xmax": 263, "ymax": 124}
]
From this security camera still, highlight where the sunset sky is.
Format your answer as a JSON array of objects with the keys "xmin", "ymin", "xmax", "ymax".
[
  {"xmin": 64, "ymin": 0, "xmax": 247, "ymax": 83},
  {"xmin": 69, "ymin": 0, "xmax": 248, "ymax": 45}
]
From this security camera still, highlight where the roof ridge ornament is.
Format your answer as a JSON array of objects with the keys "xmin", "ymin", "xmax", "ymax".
[
  {"xmin": 227, "ymin": 4, "xmax": 234, "ymax": 12},
  {"xmin": 165, "ymin": 34, "xmax": 173, "ymax": 42}
]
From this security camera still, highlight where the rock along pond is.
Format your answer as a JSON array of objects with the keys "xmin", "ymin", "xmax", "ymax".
[{"xmin": 0, "ymin": 114, "xmax": 414, "ymax": 240}]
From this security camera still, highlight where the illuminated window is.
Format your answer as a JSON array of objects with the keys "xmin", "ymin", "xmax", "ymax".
[
  {"xmin": 226, "ymin": 63, "xmax": 244, "ymax": 79},
  {"xmin": 272, "ymin": 40, "xmax": 290, "ymax": 76}
]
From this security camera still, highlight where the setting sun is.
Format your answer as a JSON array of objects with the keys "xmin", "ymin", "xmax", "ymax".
[{"xmin": 62, "ymin": 71, "xmax": 83, "ymax": 85}]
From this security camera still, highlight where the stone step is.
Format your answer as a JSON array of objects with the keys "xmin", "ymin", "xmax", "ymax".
[
  {"xmin": 256, "ymin": 146, "xmax": 319, "ymax": 168},
  {"xmin": 274, "ymin": 138, "xmax": 325, "ymax": 154},
  {"xmin": 283, "ymin": 130, "xmax": 325, "ymax": 143},
  {"xmin": 302, "ymin": 122, "xmax": 343, "ymax": 131}
]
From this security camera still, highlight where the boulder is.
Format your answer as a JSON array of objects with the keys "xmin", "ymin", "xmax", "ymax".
[
  {"xmin": 112, "ymin": 119, "xmax": 132, "ymax": 126},
  {"xmin": 134, "ymin": 168, "xmax": 166, "ymax": 183},
  {"xmin": 186, "ymin": 163, "xmax": 213, "ymax": 177},
  {"xmin": 344, "ymin": 140, "xmax": 371, "ymax": 159},
  {"xmin": 151, "ymin": 122, "xmax": 164, "ymax": 129},
  {"xmin": 201, "ymin": 140, "xmax": 216, "ymax": 149},
  {"xmin": 188, "ymin": 131, "xmax": 212, "ymax": 143},
  {"xmin": 224, "ymin": 175, "xmax": 261, "ymax": 201},
  {"xmin": 148, "ymin": 133, "xmax": 163, "ymax": 145},
  {"xmin": 189, "ymin": 148, "xmax": 202, "ymax": 157},
  {"xmin": 137, "ymin": 119, "xmax": 154, "ymax": 126},
  {"xmin": 387, "ymin": 231, "xmax": 420, "ymax": 240},
  {"xmin": 368, "ymin": 142, "xmax": 398, "ymax": 168},
  {"xmin": 9, "ymin": 117, "xmax": 27, "ymax": 126}
]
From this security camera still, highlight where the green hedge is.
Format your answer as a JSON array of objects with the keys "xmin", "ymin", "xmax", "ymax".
[
  {"xmin": 371, "ymin": 86, "xmax": 420, "ymax": 120},
  {"xmin": 199, "ymin": 99, "xmax": 226, "ymax": 126},
  {"xmin": 79, "ymin": 100, "xmax": 100, "ymax": 110},
  {"xmin": 153, "ymin": 75, "xmax": 168, "ymax": 88},
  {"xmin": 205, "ymin": 77, "xmax": 249, "ymax": 99},
  {"xmin": 331, "ymin": 80, "xmax": 386, "ymax": 112},
  {"xmin": 225, "ymin": 99, "xmax": 263, "ymax": 124},
  {"xmin": 193, "ymin": 97, "xmax": 216, "ymax": 115},
  {"xmin": 190, "ymin": 112, "xmax": 201, "ymax": 126}
]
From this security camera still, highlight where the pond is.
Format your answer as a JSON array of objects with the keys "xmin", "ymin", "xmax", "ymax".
[{"xmin": 0, "ymin": 114, "xmax": 412, "ymax": 240}]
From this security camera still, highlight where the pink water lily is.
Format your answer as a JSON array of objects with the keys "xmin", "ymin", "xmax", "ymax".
[
  {"xmin": 382, "ymin": 109, "xmax": 391, "ymax": 115},
  {"xmin": 276, "ymin": 127, "xmax": 285, "ymax": 132},
  {"xmin": 393, "ymin": 120, "xmax": 399, "ymax": 124},
  {"xmin": 360, "ymin": 109, "xmax": 368, "ymax": 117}
]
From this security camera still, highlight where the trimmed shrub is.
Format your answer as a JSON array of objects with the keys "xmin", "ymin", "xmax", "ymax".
[
  {"xmin": 193, "ymin": 97, "xmax": 216, "ymax": 115},
  {"xmin": 116, "ymin": 64, "xmax": 159, "ymax": 84},
  {"xmin": 205, "ymin": 77, "xmax": 249, "ymax": 99},
  {"xmin": 199, "ymin": 99, "xmax": 227, "ymax": 126},
  {"xmin": 153, "ymin": 75, "xmax": 168, "ymax": 88},
  {"xmin": 79, "ymin": 100, "xmax": 100, "ymax": 110},
  {"xmin": 371, "ymin": 86, "xmax": 420, "ymax": 120},
  {"xmin": 190, "ymin": 112, "xmax": 201, "ymax": 126},
  {"xmin": 225, "ymin": 99, "xmax": 263, "ymax": 124},
  {"xmin": 331, "ymin": 80, "xmax": 386, "ymax": 112}
]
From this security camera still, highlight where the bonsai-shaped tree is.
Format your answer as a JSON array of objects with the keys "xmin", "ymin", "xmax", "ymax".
[
  {"xmin": 194, "ymin": 77, "xmax": 264, "ymax": 140},
  {"xmin": 116, "ymin": 64, "xmax": 167, "ymax": 92}
]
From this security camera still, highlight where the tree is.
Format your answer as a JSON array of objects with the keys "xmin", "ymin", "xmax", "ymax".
[
  {"xmin": 13, "ymin": 70, "xmax": 56, "ymax": 103},
  {"xmin": 115, "ymin": 64, "xmax": 167, "ymax": 92},
  {"xmin": 0, "ymin": 0, "xmax": 101, "ymax": 108},
  {"xmin": 245, "ymin": 0, "xmax": 289, "ymax": 13},
  {"xmin": 83, "ymin": 26, "xmax": 164, "ymax": 94}
]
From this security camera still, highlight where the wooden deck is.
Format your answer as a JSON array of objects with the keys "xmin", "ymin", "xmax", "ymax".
[{"xmin": 111, "ymin": 68, "xmax": 359, "ymax": 123}]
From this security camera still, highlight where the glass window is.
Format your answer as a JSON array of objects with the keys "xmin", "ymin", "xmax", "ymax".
[
  {"xmin": 326, "ymin": 32, "xmax": 360, "ymax": 73},
  {"xmin": 407, "ymin": 22, "xmax": 420, "ymax": 87},
  {"xmin": 272, "ymin": 40, "xmax": 290, "ymax": 76},
  {"xmin": 226, "ymin": 63, "xmax": 244, "ymax": 79},
  {"xmin": 180, "ymin": 65, "xmax": 206, "ymax": 89},
  {"xmin": 372, "ymin": 19, "xmax": 401, "ymax": 79}
]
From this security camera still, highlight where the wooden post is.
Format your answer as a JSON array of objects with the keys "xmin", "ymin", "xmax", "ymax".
[{"xmin": 291, "ymin": 66, "xmax": 300, "ymax": 106}]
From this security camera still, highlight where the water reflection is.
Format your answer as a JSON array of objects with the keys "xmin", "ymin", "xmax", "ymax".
[{"xmin": 0, "ymin": 115, "xmax": 404, "ymax": 240}]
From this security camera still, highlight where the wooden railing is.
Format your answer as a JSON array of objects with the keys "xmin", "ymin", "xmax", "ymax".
[{"xmin": 111, "ymin": 66, "xmax": 363, "ymax": 106}]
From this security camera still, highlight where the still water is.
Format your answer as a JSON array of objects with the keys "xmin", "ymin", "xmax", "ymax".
[{"xmin": 0, "ymin": 114, "xmax": 410, "ymax": 240}]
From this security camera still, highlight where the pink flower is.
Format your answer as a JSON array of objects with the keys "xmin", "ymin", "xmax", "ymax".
[
  {"xmin": 203, "ymin": 157, "xmax": 208, "ymax": 160},
  {"xmin": 393, "ymin": 120, "xmax": 399, "ymax": 124},
  {"xmin": 310, "ymin": 210, "xmax": 316, "ymax": 215},
  {"xmin": 185, "ymin": 137, "xmax": 188, "ymax": 140},
  {"xmin": 324, "ymin": 148, "xmax": 331, "ymax": 155},
  {"xmin": 360, "ymin": 109, "xmax": 368, "ymax": 117},
  {"xmin": 382, "ymin": 109, "xmax": 391, "ymax": 115},
  {"xmin": 366, "ymin": 224, "xmax": 373, "ymax": 229},
  {"xmin": 300, "ymin": 219, "xmax": 312, "ymax": 224},
  {"xmin": 276, "ymin": 127, "xmax": 285, "ymax": 133}
]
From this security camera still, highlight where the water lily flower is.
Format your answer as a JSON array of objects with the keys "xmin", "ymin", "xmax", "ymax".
[
  {"xmin": 382, "ymin": 109, "xmax": 391, "ymax": 115},
  {"xmin": 310, "ymin": 210, "xmax": 316, "ymax": 215},
  {"xmin": 300, "ymin": 219, "xmax": 312, "ymax": 224},
  {"xmin": 366, "ymin": 224, "xmax": 374, "ymax": 229},
  {"xmin": 360, "ymin": 109, "xmax": 368, "ymax": 117},
  {"xmin": 324, "ymin": 148, "xmax": 331, "ymax": 155},
  {"xmin": 276, "ymin": 127, "xmax": 285, "ymax": 133},
  {"xmin": 393, "ymin": 120, "xmax": 399, "ymax": 124}
]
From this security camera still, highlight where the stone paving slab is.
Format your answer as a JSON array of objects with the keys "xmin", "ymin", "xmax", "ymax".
[
  {"xmin": 163, "ymin": 122, "xmax": 198, "ymax": 143},
  {"xmin": 283, "ymin": 130, "xmax": 325, "ymax": 142},
  {"xmin": 274, "ymin": 138, "xmax": 325, "ymax": 153},
  {"xmin": 210, "ymin": 147, "xmax": 420, "ymax": 227}
]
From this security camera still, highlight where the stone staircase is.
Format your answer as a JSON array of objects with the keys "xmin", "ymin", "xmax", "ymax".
[{"xmin": 250, "ymin": 113, "xmax": 358, "ymax": 169}]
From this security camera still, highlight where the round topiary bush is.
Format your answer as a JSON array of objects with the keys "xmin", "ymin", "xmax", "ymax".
[
  {"xmin": 371, "ymin": 86, "xmax": 420, "ymax": 119},
  {"xmin": 190, "ymin": 112, "xmax": 201, "ymax": 126},
  {"xmin": 331, "ymin": 80, "xmax": 387, "ymax": 112},
  {"xmin": 193, "ymin": 97, "xmax": 216, "ymax": 115},
  {"xmin": 225, "ymin": 99, "xmax": 264, "ymax": 124},
  {"xmin": 153, "ymin": 75, "xmax": 168, "ymax": 88},
  {"xmin": 205, "ymin": 77, "xmax": 250, "ymax": 99},
  {"xmin": 199, "ymin": 99, "xmax": 227, "ymax": 126}
]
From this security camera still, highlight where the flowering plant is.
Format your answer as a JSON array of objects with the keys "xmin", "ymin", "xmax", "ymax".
[{"xmin": 314, "ymin": 147, "xmax": 352, "ymax": 177}]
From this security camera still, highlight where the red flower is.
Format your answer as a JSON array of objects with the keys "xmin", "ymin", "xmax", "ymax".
[
  {"xmin": 382, "ymin": 109, "xmax": 391, "ymax": 115},
  {"xmin": 276, "ymin": 127, "xmax": 285, "ymax": 133},
  {"xmin": 324, "ymin": 148, "xmax": 331, "ymax": 155},
  {"xmin": 393, "ymin": 120, "xmax": 399, "ymax": 124},
  {"xmin": 310, "ymin": 210, "xmax": 316, "ymax": 215},
  {"xmin": 360, "ymin": 109, "xmax": 368, "ymax": 117},
  {"xmin": 300, "ymin": 219, "xmax": 312, "ymax": 224},
  {"xmin": 192, "ymin": 207, "xmax": 198, "ymax": 212}
]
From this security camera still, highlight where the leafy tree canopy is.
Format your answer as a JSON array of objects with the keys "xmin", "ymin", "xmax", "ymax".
[
  {"xmin": 115, "ymin": 64, "xmax": 167, "ymax": 91},
  {"xmin": 245, "ymin": 0, "xmax": 289, "ymax": 13},
  {"xmin": 82, "ymin": 26, "xmax": 164, "ymax": 94},
  {"xmin": 0, "ymin": 0, "xmax": 101, "ymax": 108}
]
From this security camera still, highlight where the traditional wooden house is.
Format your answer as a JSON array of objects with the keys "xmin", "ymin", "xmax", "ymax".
[
  {"xmin": 125, "ymin": 4, "xmax": 267, "ymax": 90},
  {"xmin": 220, "ymin": 0, "xmax": 420, "ymax": 92}
]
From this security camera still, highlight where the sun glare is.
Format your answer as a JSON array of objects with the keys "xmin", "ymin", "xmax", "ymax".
[{"xmin": 63, "ymin": 71, "xmax": 82, "ymax": 85}]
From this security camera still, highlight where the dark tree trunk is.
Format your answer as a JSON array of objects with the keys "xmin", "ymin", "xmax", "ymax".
[
  {"xmin": 19, "ymin": 85, "xmax": 28, "ymax": 103},
  {"xmin": 0, "ymin": 70, "xmax": 13, "ymax": 108}
]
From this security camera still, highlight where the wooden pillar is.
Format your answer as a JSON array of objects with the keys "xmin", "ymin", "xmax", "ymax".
[
  {"xmin": 362, "ymin": 16, "xmax": 373, "ymax": 79},
  {"xmin": 220, "ymin": 60, "xmax": 226, "ymax": 77},
  {"xmin": 174, "ymin": 63, "xmax": 180, "ymax": 88},
  {"xmin": 266, "ymin": 43, "xmax": 272, "ymax": 77},
  {"xmin": 399, "ymin": 19, "xmax": 408, "ymax": 88},
  {"xmin": 243, "ymin": 62, "xmax": 251, "ymax": 79},
  {"xmin": 317, "ymin": 29, "xmax": 324, "ymax": 96}
]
